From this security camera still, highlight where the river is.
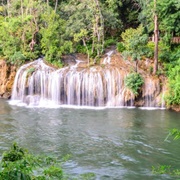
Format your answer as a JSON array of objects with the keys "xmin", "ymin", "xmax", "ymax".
[{"xmin": 0, "ymin": 99, "xmax": 180, "ymax": 179}]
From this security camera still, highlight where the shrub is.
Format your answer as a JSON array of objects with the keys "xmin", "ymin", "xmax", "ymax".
[
  {"xmin": 104, "ymin": 38, "xmax": 116, "ymax": 48},
  {"xmin": 124, "ymin": 73, "xmax": 144, "ymax": 95},
  {"xmin": 116, "ymin": 42, "xmax": 125, "ymax": 52},
  {"xmin": 145, "ymin": 41, "xmax": 154, "ymax": 58},
  {"xmin": 8, "ymin": 51, "xmax": 25, "ymax": 66},
  {"xmin": 165, "ymin": 58, "xmax": 180, "ymax": 105},
  {"xmin": 0, "ymin": 143, "xmax": 65, "ymax": 180},
  {"xmin": 120, "ymin": 25, "xmax": 148, "ymax": 64},
  {"xmin": 158, "ymin": 40, "xmax": 171, "ymax": 62}
]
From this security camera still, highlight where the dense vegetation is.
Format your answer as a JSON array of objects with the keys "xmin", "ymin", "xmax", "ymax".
[
  {"xmin": 0, "ymin": 0, "xmax": 179, "ymax": 105},
  {"xmin": 0, "ymin": 143, "xmax": 64, "ymax": 179}
]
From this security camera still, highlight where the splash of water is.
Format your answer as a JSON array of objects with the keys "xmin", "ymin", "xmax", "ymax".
[{"xmin": 103, "ymin": 51, "xmax": 114, "ymax": 64}]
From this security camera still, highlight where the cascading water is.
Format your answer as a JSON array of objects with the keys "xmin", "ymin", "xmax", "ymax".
[
  {"xmin": 11, "ymin": 58, "xmax": 134, "ymax": 107},
  {"xmin": 103, "ymin": 51, "xmax": 114, "ymax": 64},
  {"xmin": 10, "ymin": 56, "xmax": 166, "ymax": 108}
]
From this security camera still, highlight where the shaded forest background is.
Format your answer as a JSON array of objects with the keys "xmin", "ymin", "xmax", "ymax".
[{"xmin": 0, "ymin": 0, "xmax": 179, "ymax": 106}]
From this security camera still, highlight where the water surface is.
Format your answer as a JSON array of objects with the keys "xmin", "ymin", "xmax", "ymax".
[{"xmin": 0, "ymin": 99, "xmax": 180, "ymax": 179}]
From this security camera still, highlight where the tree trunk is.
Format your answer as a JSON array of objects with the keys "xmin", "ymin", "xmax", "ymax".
[
  {"xmin": 7, "ymin": 0, "xmax": 10, "ymax": 17},
  {"xmin": 135, "ymin": 60, "xmax": 138, "ymax": 72},
  {"xmin": 82, "ymin": 39, "xmax": 90, "ymax": 66},
  {"xmin": 20, "ymin": 0, "xmax": 24, "ymax": 19},
  {"xmin": 153, "ymin": 0, "xmax": 158, "ymax": 75},
  {"xmin": 55, "ymin": 0, "xmax": 58, "ymax": 12}
]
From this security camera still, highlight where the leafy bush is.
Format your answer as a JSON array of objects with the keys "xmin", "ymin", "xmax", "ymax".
[
  {"xmin": 158, "ymin": 41, "xmax": 171, "ymax": 62},
  {"xmin": 116, "ymin": 42, "xmax": 125, "ymax": 52},
  {"xmin": 120, "ymin": 25, "xmax": 148, "ymax": 62},
  {"xmin": 124, "ymin": 73, "xmax": 144, "ymax": 95},
  {"xmin": 0, "ymin": 143, "xmax": 64, "ymax": 180},
  {"xmin": 8, "ymin": 51, "xmax": 25, "ymax": 66},
  {"xmin": 76, "ymin": 44, "xmax": 88, "ymax": 54},
  {"xmin": 145, "ymin": 41, "xmax": 154, "ymax": 58},
  {"xmin": 104, "ymin": 38, "xmax": 116, "ymax": 48},
  {"xmin": 165, "ymin": 58, "xmax": 180, "ymax": 105}
]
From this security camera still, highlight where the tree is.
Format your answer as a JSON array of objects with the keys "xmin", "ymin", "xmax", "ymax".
[
  {"xmin": 166, "ymin": 58, "xmax": 180, "ymax": 105},
  {"xmin": 153, "ymin": 0, "xmax": 158, "ymax": 74},
  {"xmin": 137, "ymin": 0, "xmax": 180, "ymax": 73},
  {"xmin": 60, "ymin": 0, "xmax": 122, "ymax": 64},
  {"xmin": 121, "ymin": 25, "xmax": 148, "ymax": 72},
  {"xmin": 0, "ymin": 0, "xmax": 72, "ymax": 65},
  {"xmin": 60, "ymin": 0, "xmax": 105, "ymax": 64},
  {"xmin": 40, "ymin": 8, "xmax": 73, "ymax": 65}
]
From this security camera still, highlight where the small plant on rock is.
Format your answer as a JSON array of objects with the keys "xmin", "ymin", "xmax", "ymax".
[{"xmin": 124, "ymin": 73, "xmax": 144, "ymax": 96}]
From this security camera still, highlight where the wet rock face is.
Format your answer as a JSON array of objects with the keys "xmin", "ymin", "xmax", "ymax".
[{"xmin": 0, "ymin": 60, "xmax": 16, "ymax": 99}]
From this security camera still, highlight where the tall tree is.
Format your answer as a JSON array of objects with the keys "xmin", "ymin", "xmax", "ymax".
[{"xmin": 153, "ymin": 0, "xmax": 158, "ymax": 74}]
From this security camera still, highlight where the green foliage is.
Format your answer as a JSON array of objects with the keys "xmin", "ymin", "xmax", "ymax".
[
  {"xmin": 2, "ymin": 143, "xmax": 26, "ymax": 162},
  {"xmin": 145, "ymin": 41, "xmax": 154, "ymax": 58},
  {"xmin": 157, "ymin": 0, "xmax": 180, "ymax": 36},
  {"xmin": 76, "ymin": 45, "xmax": 88, "ymax": 55},
  {"xmin": 0, "ymin": 1, "xmax": 40, "ymax": 62},
  {"xmin": 43, "ymin": 166, "xmax": 63, "ymax": 179},
  {"xmin": 104, "ymin": 38, "xmax": 116, "ymax": 48},
  {"xmin": 0, "ymin": 143, "xmax": 65, "ymax": 180},
  {"xmin": 165, "ymin": 58, "xmax": 180, "ymax": 105},
  {"xmin": 168, "ymin": 128, "xmax": 180, "ymax": 140},
  {"xmin": 138, "ymin": 0, "xmax": 180, "ymax": 37},
  {"xmin": 8, "ymin": 51, "xmax": 26, "ymax": 66},
  {"xmin": 152, "ymin": 164, "xmax": 180, "ymax": 176},
  {"xmin": 27, "ymin": 67, "xmax": 36, "ymax": 76},
  {"xmin": 124, "ymin": 73, "xmax": 144, "ymax": 95},
  {"xmin": 60, "ymin": 0, "xmax": 105, "ymax": 62},
  {"xmin": 152, "ymin": 165, "xmax": 171, "ymax": 175},
  {"xmin": 116, "ymin": 42, "xmax": 125, "ymax": 52},
  {"xmin": 0, "ymin": 0, "xmax": 73, "ymax": 66},
  {"xmin": 40, "ymin": 10, "xmax": 73, "ymax": 64},
  {"xmin": 121, "ymin": 25, "xmax": 148, "ymax": 61},
  {"xmin": 158, "ymin": 41, "xmax": 171, "ymax": 62},
  {"xmin": 0, "ymin": 0, "xmax": 179, "ymax": 69}
]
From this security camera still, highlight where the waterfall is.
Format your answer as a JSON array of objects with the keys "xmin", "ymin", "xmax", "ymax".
[
  {"xmin": 143, "ymin": 78, "xmax": 155, "ymax": 107},
  {"xmin": 103, "ymin": 51, "xmax": 114, "ymax": 64},
  {"xmin": 142, "ymin": 77, "xmax": 165, "ymax": 108},
  {"xmin": 10, "ymin": 59, "xmax": 133, "ymax": 107},
  {"xmin": 10, "ymin": 58, "xmax": 166, "ymax": 108}
]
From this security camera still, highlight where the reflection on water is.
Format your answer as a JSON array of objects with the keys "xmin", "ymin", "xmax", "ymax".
[{"xmin": 0, "ymin": 99, "xmax": 180, "ymax": 179}]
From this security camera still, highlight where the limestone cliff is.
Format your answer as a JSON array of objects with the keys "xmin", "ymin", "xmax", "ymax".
[{"xmin": 0, "ymin": 60, "xmax": 16, "ymax": 99}]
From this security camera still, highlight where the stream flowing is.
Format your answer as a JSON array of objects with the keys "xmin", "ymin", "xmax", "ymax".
[{"xmin": 0, "ymin": 99, "xmax": 180, "ymax": 179}]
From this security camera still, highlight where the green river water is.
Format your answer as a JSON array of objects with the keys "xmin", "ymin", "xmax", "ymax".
[{"xmin": 0, "ymin": 99, "xmax": 180, "ymax": 180}]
